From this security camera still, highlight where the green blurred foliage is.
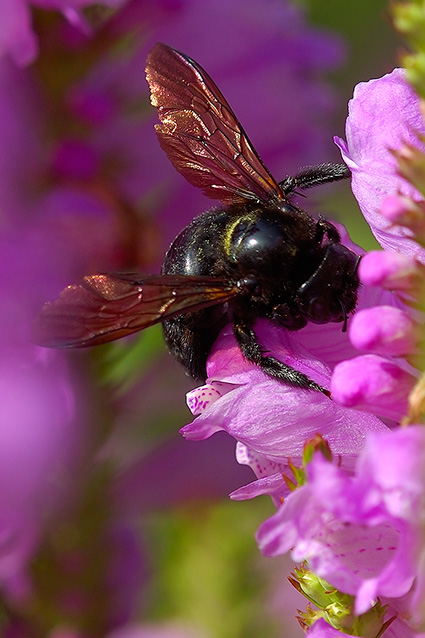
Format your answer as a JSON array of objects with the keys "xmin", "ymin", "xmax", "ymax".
[
  {"xmin": 95, "ymin": 325, "xmax": 165, "ymax": 392},
  {"xmin": 302, "ymin": 0, "xmax": 398, "ymax": 103},
  {"xmin": 144, "ymin": 499, "xmax": 283, "ymax": 638},
  {"xmin": 301, "ymin": 0, "xmax": 399, "ymax": 250}
]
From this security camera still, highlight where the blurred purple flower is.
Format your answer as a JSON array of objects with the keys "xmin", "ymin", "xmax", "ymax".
[
  {"xmin": 257, "ymin": 426, "xmax": 425, "ymax": 620},
  {"xmin": 0, "ymin": 32, "xmax": 124, "ymax": 621},
  {"xmin": 335, "ymin": 68, "xmax": 425, "ymax": 261},
  {"xmin": 115, "ymin": 432, "xmax": 254, "ymax": 514},
  {"xmin": 381, "ymin": 595, "xmax": 425, "ymax": 638},
  {"xmin": 1, "ymin": 0, "xmax": 346, "ymax": 287},
  {"xmin": 0, "ymin": 58, "xmax": 140, "ymax": 310},
  {"xmin": 0, "ymin": 0, "xmax": 127, "ymax": 66},
  {"xmin": 1, "ymin": 193, "xmax": 91, "ymax": 604},
  {"xmin": 0, "ymin": 346, "xmax": 85, "ymax": 602}
]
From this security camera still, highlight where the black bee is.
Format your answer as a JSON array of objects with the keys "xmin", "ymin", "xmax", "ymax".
[{"xmin": 34, "ymin": 43, "xmax": 360, "ymax": 394}]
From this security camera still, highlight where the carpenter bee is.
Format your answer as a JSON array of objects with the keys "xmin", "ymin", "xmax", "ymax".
[{"xmin": 34, "ymin": 43, "xmax": 360, "ymax": 393}]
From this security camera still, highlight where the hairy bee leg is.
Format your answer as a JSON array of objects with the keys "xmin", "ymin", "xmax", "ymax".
[
  {"xmin": 279, "ymin": 163, "xmax": 350, "ymax": 194},
  {"xmin": 232, "ymin": 317, "xmax": 329, "ymax": 394}
]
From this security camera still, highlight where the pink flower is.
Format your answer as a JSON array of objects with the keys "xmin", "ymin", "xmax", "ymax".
[
  {"xmin": 358, "ymin": 251, "xmax": 425, "ymax": 292},
  {"xmin": 335, "ymin": 68, "xmax": 425, "ymax": 261},
  {"xmin": 257, "ymin": 427, "xmax": 425, "ymax": 620},
  {"xmin": 183, "ymin": 226, "xmax": 401, "ymax": 501},
  {"xmin": 348, "ymin": 306, "xmax": 419, "ymax": 357},
  {"xmin": 278, "ymin": 66, "xmax": 425, "ymax": 636},
  {"xmin": 183, "ymin": 304, "xmax": 390, "ymax": 504},
  {"xmin": 183, "ymin": 319, "xmax": 388, "ymax": 463},
  {"xmin": 331, "ymin": 69, "xmax": 424, "ymax": 421}
]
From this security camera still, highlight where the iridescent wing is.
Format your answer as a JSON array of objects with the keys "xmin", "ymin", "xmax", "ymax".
[
  {"xmin": 33, "ymin": 273, "xmax": 241, "ymax": 348},
  {"xmin": 145, "ymin": 43, "xmax": 285, "ymax": 205}
]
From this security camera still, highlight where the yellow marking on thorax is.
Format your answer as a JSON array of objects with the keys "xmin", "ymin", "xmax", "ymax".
[{"xmin": 223, "ymin": 213, "xmax": 257, "ymax": 257}]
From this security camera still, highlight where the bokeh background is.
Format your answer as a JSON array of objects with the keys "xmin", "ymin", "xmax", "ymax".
[{"xmin": 0, "ymin": 1, "xmax": 401, "ymax": 636}]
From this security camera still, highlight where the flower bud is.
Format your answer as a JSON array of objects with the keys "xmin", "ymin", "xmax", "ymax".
[
  {"xmin": 393, "ymin": 141, "xmax": 425, "ymax": 198},
  {"xmin": 349, "ymin": 305, "xmax": 419, "ymax": 356},
  {"xmin": 331, "ymin": 355, "xmax": 416, "ymax": 420},
  {"xmin": 380, "ymin": 194, "xmax": 425, "ymax": 238},
  {"xmin": 359, "ymin": 250, "xmax": 425, "ymax": 293}
]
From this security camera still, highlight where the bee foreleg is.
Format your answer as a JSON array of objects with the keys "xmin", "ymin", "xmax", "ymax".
[{"xmin": 232, "ymin": 315, "xmax": 328, "ymax": 394}]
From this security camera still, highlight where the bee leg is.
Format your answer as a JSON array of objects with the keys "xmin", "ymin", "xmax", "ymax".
[
  {"xmin": 232, "ymin": 316, "xmax": 329, "ymax": 395},
  {"xmin": 280, "ymin": 163, "xmax": 350, "ymax": 194}
]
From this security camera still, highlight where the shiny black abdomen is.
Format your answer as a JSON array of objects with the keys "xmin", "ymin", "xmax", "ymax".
[{"xmin": 161, "ymin": 207, "xmax": 232, "ymax": 379}]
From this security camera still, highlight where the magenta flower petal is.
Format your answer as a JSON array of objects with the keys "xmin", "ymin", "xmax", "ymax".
[
  {"xmin": 182, "ymin": 369, "xmax": 388, "ymax": 463},
  {"xmin": 206, "ymin": 320, "xmax": 332, "ymax": 387},
  {"xmin": 230, "ymin": 443, "xmax": 288, "ymax": 503},
  {"xmin": 186, "ymin": 381, "xmax": 234, "ymax": 415},
  {"xmin": 52, "ymin": 138, "xmax": 99, "ymax": 179},
  {"xmin": 235, "ymin": 442, "xmax": 286, "ymax": 481},
  {"xmin": 382, "ymin": 608, "xmax": 424, "ymax": 638},
  {"xmin": 380, "ymin": 194, "xmax": 425, "ymax": 227},
  {"xmin": 335, "ymin": 68, "xmax": 425, "ymax": 260},
  {"xmin": 231, "ymin": 441, "xmax": 360, "ymax": 504},
  {"xmin": 230, "ymin": 472, "xmax": 288, "ymax": 502},
  {"xmin": 354, "ymin": 427, "xmax": 425, "ymax": 618},
  {"xmin": 356, "ymin": 427, "xmax": 425, "ymax": 523},
  {"xmin": 306, "ymin": 618, "xmax": 352, "ymax": 638}
]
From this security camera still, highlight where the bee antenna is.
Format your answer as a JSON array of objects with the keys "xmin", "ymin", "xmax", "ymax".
[
  {"xmin": 354, "ymin": 254, "xmax": 362, "ymax": 275},
  {"xmin": 340, "ymin": 300, "xmax": 348, "ymax": 333}
]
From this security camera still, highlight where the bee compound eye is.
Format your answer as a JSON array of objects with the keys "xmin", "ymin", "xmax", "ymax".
[{"xmin": 296, "ymin": 243, "xmax": 360, "ymax": 324}]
